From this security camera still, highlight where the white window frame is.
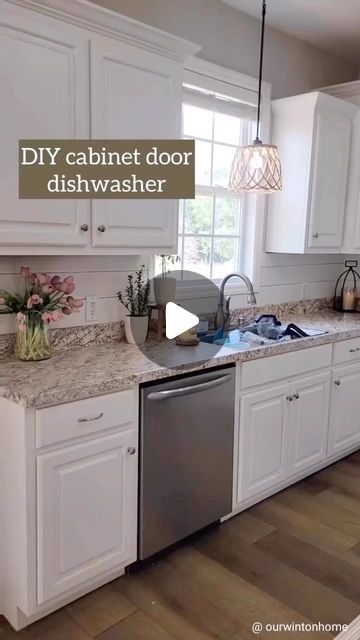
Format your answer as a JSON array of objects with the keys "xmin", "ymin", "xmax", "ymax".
[
  {"xmin": 151, "ymin": 58, "xmax": 271, "ymax": 299},
  {"xmin": 181, "ymin": 91, "xmax": 253, "ymax": 282},
  {"xmin": 182, "ymin": 59, "xmax": 271, "ymax": 297}
]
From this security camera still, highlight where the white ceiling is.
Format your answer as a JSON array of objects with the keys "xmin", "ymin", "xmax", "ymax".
[{"xmin": 222, "ymin": 0, "xmax": 360, "ymax": 63}]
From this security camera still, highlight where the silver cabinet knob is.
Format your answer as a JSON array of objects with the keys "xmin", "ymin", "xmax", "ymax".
[
  {"xmin": 80, "ymin": 224, "xmax": 89, "ymax": 232},
  {"xmin": 127, "ymin": 447, "xmax": 136, "ymax": 455},
  {"xmin": 334, "ymin": 380, "xmax": 341, "ymax": 386},
  {"xmin": 286, "ymin": 395, "xmax": 293, "ymax": 401},
  {"xmin": 313, "ymin": 232, "xmax": 319, "ymax": 238},
  {"xmin": 98, "ymin": 225, "xmax": 106, "ymax": 232},
  {"xmin": 293, "ymin": 392, "xmax": 299, "ymax": 400}
]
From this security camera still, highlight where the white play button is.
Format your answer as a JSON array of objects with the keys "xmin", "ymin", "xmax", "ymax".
[{"xmin": 165, "ymin": 302, "xmax": 199, "ymax": 340}]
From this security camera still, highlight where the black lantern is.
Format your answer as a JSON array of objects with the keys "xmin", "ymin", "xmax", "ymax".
[{"xmin": 333, "ymin": 261, "xmax": 360, "ymax": 313}]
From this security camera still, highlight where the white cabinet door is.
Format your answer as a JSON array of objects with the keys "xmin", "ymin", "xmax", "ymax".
[
  {"xmin": 289, "ymin": 372, "xmax": 330, "ymax": 474},
  {"xmin": 343, "ymin": 110, "xmax": 360, "ymax": 252},
  {"xmin": 267, "ymin": 92, "xmax": 355, "ymax": 254},
  {"xmin": 238, "ymin": 383, "xmax": 290, "ymax": 502},
  {"xmin": 0, "ymin": 5, "xmax": 90, "ymax": 248},
  {"xmin": 37, "ymin": 430, "xmax": 137, "ymax": 604},
  {"xmin": 328, "ymin": 364, "xmax": 360, "ymax": 456},
  {"xmin": 90, "ymin": 36, "xmax": 181, "ymax": 251},
  {"xmin": 307, "ymin": 108, "xmax": 352, "ymax": 250},
  {"xmin": 321, "ymin": 83, "xmax": 360, "ymax": 254}
]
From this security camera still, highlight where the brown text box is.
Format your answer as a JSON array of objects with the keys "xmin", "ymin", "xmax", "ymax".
[{"xmin": 19, "ymin": 139, "xmax": 195, "ymax": 199}]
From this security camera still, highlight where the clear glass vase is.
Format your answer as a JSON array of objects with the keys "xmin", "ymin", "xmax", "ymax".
[{"xmin": 15, "ymin": 314, "xmax": 52, "ymax": 361}]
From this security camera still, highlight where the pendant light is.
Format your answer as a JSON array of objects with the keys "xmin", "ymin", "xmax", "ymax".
[{"xmin": 229, "ymin": 0, "xmax": 282, "ymax": 193}]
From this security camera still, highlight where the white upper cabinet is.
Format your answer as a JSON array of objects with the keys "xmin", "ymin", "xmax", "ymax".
[
  {"xmin": 0, "ymin": 3, "xmax": 90, "ymax": 250},
  {"xmin": 323, "ymin": 81, "xmax": 360, "ymax": 254},
  {"xmin": 0, "ymin": 0, "xmax": 199, "ymax": 255},
  {"xmin": 266, "ymin": 92, "xmax": 357, "ymax": 254},
  {"xmin": 90, "ymin": 36, "xmax": 181, "ymax": 251}
]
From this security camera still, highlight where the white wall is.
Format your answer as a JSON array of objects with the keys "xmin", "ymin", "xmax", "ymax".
[
  {"xmin": 0, "ymin": 253, "xmax": 345, "ymax": 334},
  {"xmin": 91, "ymin": 0, "xmax": 358, "ymax": 99},
  {"xmin": 0, "ymin": 256, "xmax": 143, "ymax": 334}
]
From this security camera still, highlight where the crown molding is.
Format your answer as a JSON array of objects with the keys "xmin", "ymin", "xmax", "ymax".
[
  {"xmin": 185, "ymin": 56, "xmax": 271, "ymax": 97},
  {"xmin": 3, "ymin": 0, "xmax": 201, "ymax": 62},
  {"xmin": 319, "ymin": 79, "xmax": 360, "ymax": 98}
]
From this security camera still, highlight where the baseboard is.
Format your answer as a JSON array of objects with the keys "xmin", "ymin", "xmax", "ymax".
[
  {"xmin": 5, "ymin": 567, "xmax": 125, "ymax": 630},
  {"xmin": 223, "ymin": 443, "xmax": 360, "ymax": 522},
  {"xmin": 336, "ymin": 615, "xmax": 360, "ymax": 639}
]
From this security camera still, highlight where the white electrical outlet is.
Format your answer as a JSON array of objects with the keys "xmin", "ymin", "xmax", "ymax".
[{"xmin": 85, "ymin": 296, "xmax": 99, "ymax": 322}]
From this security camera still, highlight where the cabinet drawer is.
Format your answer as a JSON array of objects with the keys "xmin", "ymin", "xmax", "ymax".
[
  {"xmin": 333, "ymin": 338, "xmax": 360, "ymax": 365},
  {"xmin": 241, "ymin": 344, "xmax": 332, "ymax": 389},
  {"xmin": 36, "ymin": 389, "xmax": 136, "ymax": 448}
]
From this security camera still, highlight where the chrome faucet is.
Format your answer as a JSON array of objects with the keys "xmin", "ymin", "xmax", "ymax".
[{"xmin": 214, "ymin": 273, "xmax": 257, "ymax": 330}]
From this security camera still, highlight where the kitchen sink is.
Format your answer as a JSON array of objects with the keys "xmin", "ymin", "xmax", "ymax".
[
  {"xmin": 198, "ymin": 329, "xmax": 251, "ymax": 351},
  {"xmin": 199, "ymin": 315, "xmax": 328, "ymax": 349},
  {"xmin": 198, "ymin": 328, "xmax": 255, "ymax": 350},
  {"xmin": 199, "ymin": 329, "xmax": 232, "ymax": 345}
]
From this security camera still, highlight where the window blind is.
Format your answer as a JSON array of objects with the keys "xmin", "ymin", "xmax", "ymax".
[{"xmin": 183, "ymin": 69, "xmax": 258, "ymax": 121}]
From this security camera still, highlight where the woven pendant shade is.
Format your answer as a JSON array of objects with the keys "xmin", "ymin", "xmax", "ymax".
[
  {"xmin": 229, "ymin": 143, "xmax": 282, "ymax": 193},
  {"xmin": 229, "ymin": 1, "xmax": 282, "ymax": 195}
]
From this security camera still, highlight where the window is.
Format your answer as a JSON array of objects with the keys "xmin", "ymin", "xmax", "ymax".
[
  {"xmin": 153, "ymin": 59, "xmax": 270, "ymax": 292},
  {"xmin": 178, "ymin": 88, "xmax": 256, "ymax": 281}
]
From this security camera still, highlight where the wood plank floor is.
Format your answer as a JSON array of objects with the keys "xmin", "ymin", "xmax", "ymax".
[{"xmin": 1, "ymin": 451, "xmax": 360, "ymax": 640}]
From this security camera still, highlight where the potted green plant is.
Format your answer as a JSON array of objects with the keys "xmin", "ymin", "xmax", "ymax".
[
  {"xmin": 154, "ymin": 255, "xmax": 180, "ymax": 306},
  {"xmin": 117, "ymin": 265, "xmax": 150, "ymax": 345}
]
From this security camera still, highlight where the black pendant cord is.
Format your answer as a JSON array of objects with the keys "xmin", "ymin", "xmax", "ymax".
[{"xmin": 255, "ymin": 0, "xmax": 266, "ymax": 144}]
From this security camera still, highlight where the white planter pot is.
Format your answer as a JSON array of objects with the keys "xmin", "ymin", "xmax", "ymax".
[
  {"xmin": 154, "ymin": 276, "xmax": 176, "ymax": 306},
  {"xmin": 124, "ymin": 315, "xmax": 149, "ymax": 345}
]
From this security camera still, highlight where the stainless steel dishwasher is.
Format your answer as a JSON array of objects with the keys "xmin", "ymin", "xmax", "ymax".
[{"xmin": 139, "ymin": 365, "xmax": 235, "ymax": 560}]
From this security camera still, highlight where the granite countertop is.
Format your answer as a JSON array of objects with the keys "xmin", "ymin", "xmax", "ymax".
[{"xmin": 1, "ymin": 310, "xmax": 360, "ymax": 409}]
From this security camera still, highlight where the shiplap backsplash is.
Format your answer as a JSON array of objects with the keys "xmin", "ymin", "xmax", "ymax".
[
  {"xmin": 257, "ymin": 253, "xmax": 345, "ymax": 304},
  {"xmin": 229, "ymin": 252, "xmax": 346, "ymax": 310},
  {"xmin": 0, "ymin": 252, "xmax": 348, "ymax": 335},
  {"xmin": 0, "ymin": 255, "xmax": 145, "ymax": 335}
]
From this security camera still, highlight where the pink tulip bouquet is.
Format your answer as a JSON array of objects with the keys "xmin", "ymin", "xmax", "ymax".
[{"xmin": 0, "ymin": 266, "xmax": 83, "ymax": 361}]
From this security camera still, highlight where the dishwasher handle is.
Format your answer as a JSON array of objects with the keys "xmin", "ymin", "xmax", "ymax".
[{"xmin": 147, "ymin": 373, "xmax": 232, "ymax": 400}]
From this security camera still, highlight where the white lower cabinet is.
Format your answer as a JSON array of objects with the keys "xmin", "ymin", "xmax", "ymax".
[
  {"xmin": 328, "ymin": 363, "xmax": 360, "ymax": 456},
  {"xmin": 37, "ymin": 429, "xmax": 137, "ymax": 604},
  {"xmin": 289, "ymin": 372, "xmax": 330, "ymax": 474},
  {"xmin": 4, "ymin": 341, "xmax": 360, "ymax": 631},
  {"xmin": 239, "ymin": 383, "xmax": 289, "ymax": 501},
  {"xmin": 237, "ymin": 370, "xmax": 331, "ymax": 504},
  {"xmin": 0, "ymin": 389, "xmax": 138, "ymax": 630}
]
